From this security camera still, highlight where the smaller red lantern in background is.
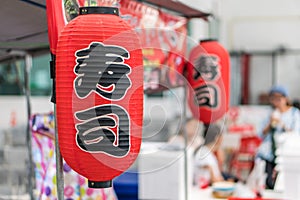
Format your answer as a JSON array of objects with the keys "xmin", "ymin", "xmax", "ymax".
[
  {"xmin": 187, "ymin": 39, "xmax": 230, "ymax": 124},
  {"xmin": 55, "ymin": 6, "xmax": 143, "ymax": 188}
]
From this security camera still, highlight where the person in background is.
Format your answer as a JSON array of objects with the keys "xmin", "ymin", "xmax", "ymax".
[
  {"xmin": 257, "ymin": 85, "xmax": 300, "ymax": 189},
  {"xmin": 203, "ymin": 124, "xmax": 226, "ymax": 175},
  {"xmin": 168, "ymin": 118, "xmax": 203, "ymax": 151},
  {"xmin": 194, "ymin": 124, "xmax": 224, "ymax": 187}
]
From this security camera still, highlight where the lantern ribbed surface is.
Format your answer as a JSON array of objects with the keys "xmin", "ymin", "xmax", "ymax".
[
  {"xmin": 187, "ymin": 40, "xmax": 230, "ymax": 124},
  {"xmin": 56, "ymin": 11, "xmax": 143, "ymax": 186}
]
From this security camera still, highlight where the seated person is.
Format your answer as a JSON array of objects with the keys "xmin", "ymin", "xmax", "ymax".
[{"xmin": 193, "ymin": 124, "xmax": 224, "ymax": 187}]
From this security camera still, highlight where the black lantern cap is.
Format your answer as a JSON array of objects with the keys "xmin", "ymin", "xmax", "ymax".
[
  {"xmin": 80, "ymin": 6, "xmax": 119, "ymax": 16},
  {"xmin": 200, "ymin": 38, "xmax": 218, "ymax": 43},
  {"xmin": 88, "ymin": 180, "xmax": 112, "ymax": 188}
]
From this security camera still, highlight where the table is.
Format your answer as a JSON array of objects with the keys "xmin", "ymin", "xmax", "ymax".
[{"xmin": 190, "ymin": 184, "xmax": 286, "ymax": 200}]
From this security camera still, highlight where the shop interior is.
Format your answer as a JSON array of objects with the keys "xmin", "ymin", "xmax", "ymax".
[{"xmin": 1, "ymin": 0, "xmax": 300, "ymax": 199}]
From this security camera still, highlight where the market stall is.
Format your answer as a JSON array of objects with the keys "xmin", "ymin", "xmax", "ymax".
[
  {"xmin": 1, "ymin": 1, "xmax": 298, "ymax": 200},
  {"xmin": 0, "ymin": 0, "xmax": 210, "ymax": 199},
  {"xmin": 44, "ymin": 1, "xmax": 214, "ymax": 200}
]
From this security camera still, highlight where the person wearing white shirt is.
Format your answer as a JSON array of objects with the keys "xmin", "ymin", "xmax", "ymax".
[{"xmin": 194, "ymin": 124, "xmax": 224, "ymax": 188}]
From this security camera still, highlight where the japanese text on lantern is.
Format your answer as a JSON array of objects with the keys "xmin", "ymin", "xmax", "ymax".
[
  {"xmin": 73, "ymin": 42, "xmax": 132, "ymax": 157},
  {"xmin": 193, "ymin": 54, "xmax": 220, "ymax": 109}
]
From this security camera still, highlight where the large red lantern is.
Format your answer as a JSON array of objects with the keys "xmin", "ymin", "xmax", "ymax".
[
  {"xmin": 187, "ymin": 39, "xmax": 230, "ymax": 124},
  {"xmin": 55, "ymin": 6, "xmax": 143, "ymax": 188}
]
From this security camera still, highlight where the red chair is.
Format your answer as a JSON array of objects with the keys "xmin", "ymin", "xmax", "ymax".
[
  {"xmin": 230, "ymin": 136, "xmax": 262, "ymax": 181},
  {"xmin": 228, "ymin": 198, "xmax": 284, "ymax": 200}
]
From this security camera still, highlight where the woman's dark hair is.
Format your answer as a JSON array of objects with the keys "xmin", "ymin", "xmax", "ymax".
[
  {"xmin": 203, "ymin": 124, "xmax": 222, "ymax": 145},
  {"xmin": 293, "ymin": 100, "xmax": 300, "ymax": 110}
]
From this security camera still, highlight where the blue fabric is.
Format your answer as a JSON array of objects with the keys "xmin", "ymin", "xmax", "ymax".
[{"xmin": 113, "ymin": 171, "xmax": 138, "ymax": 200}]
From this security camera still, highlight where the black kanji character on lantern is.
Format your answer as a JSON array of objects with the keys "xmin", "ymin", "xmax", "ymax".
[
  {"xmin": 75, "ymin": 104, "xmax": 130, "ymax": 157},
  {"xmin": 193, "ymin": 55, "xmax": 220, "ymax": 81},
  {"xmin": 194, "ymin": 84, "xmax": 219, "ymax": 108},
  {"xmin": 74, "ymin": 42, "xmax": 132, "ymax": 100}
]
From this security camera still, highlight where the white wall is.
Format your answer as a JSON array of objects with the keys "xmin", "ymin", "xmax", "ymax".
[
  {"xmin": 219, "ymin": 0, "xmax": 300, "ymax": 50},
  {"xmin": 182, "ymin": 0, "xmax": 214, "ymax": 42},
  {"xmin": 277, "ymin": 54, "xmax": 300, "ymax": 100},
  {"xmin": 200, "ymin": 0, "xmax": 300, "ymax": 103},
  {"xmin": 249, "ymin": 56, "xmax": 273, "ymax": 103}
]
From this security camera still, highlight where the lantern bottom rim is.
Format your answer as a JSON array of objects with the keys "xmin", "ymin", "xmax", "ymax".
[{"xmin": 88, "ymin": 180, "xmax": 112, "ymax": 188}]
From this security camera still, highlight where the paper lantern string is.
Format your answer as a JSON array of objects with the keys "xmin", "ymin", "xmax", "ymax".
[
  {"xmin": 187, "ymin": 39, "xmax": 230, "ymax": 123},
  {"xmin": 56, "ymin": 5, "xmax": 143, "ymax": 188}
]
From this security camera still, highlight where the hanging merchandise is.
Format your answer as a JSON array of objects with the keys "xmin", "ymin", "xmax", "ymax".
[
  {"xmin": 30, "ymin": 113, "xmax": 117, "ymax": 199},
  {"xmin": 120, "ymin": 0, "xmax": 188, "ymax": 93},
  {"xmin": 187, "ymin": 39, "xmax": 230, "ymax": 124},
  {"xmin": 46, "ymin": 0, "xmax": 86, "ymax": 54},
  {"xmin": 55, "ymin": 6, "xmax": 143, "ymax": 188}
]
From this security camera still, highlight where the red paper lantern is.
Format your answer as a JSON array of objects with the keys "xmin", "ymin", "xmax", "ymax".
[
  {"xmin": 187, "ymin": 39, "xmax": 230, "ymax": 124},
  {"xmin": 55, "ymin": 7, "xmax": 143, "ymax": 188}
]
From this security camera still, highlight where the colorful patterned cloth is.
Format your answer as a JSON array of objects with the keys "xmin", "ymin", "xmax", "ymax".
[{"xmin": 31, "ymin": 113, "xmax": 118, "ymax": 200}]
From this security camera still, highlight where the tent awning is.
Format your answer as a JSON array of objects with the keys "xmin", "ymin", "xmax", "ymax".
[
  {"xmin": 0, "ymin": 0, "xmax": 210, "ymax": 60},
  {"xmin": 0, "ymin": 0, "xmax": 48, "ymax": 59},
  {"xmin": 139, "ymin": 0, "xmax": 210, "ymax": 19}
]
